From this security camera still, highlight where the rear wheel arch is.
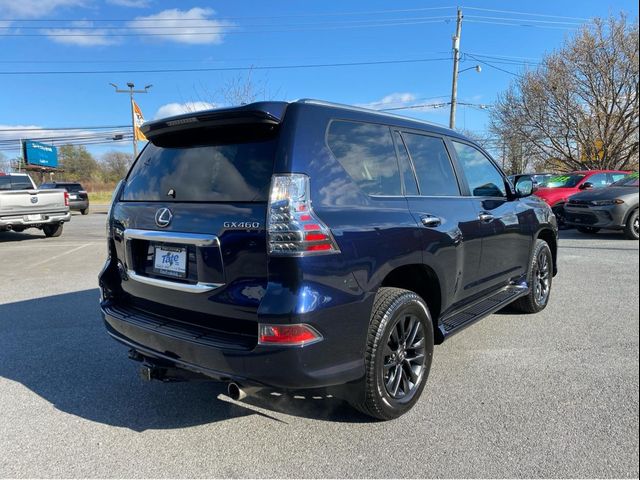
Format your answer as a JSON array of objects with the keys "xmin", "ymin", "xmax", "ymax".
[{"xmin": 379, "ymin": 263, "xmax": 443, "ymax": 342}]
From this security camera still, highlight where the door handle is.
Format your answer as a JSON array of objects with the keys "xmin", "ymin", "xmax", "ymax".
[
  {"xmin": 420, "ymin": 215, "xmax": 442, "ymax": 228},
  {"xmin": 478, "ymin": 212, "xmax": 494, "ymax": 223}
]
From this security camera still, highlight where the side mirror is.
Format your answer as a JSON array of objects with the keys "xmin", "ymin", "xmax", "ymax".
[
  {"xmin": 514, "ymin": 176, "xmax": 535, "ymax": 198},
  {"xmin": 580, "ymin": 182, "xmax": 594, "ymax": 190}
]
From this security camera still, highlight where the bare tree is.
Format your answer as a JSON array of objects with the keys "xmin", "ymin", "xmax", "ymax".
[
  {"xmin": 490, "ymin": 15, "xmax": 639, "ymax": 172},
  {"xmin": 187, "ymin": 68, "xmax": 282, "ymax": 110},
  {"xmin": 101, "ymin": 151, "xmax": 133, "ymax": 183}
]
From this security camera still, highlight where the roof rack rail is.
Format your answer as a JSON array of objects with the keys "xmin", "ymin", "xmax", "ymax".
[{"xmin": 295, "ymin": 98, "xmax": 447, "ymax": 129}]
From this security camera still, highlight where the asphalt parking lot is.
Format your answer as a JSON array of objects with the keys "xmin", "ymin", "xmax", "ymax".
[{"xmin": 0, "ymin": 212, "xmax": 638, "ymax": 478}]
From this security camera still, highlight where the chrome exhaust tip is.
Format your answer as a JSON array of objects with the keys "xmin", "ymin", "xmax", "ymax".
[{"xmin": 227, "ymin": 382, "xmax": 246, "ymax": 401}]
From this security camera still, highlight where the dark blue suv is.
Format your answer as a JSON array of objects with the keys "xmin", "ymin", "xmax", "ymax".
[{"xmin": 99, "ymin": 100, "xmax": 558, "ymax": 420}]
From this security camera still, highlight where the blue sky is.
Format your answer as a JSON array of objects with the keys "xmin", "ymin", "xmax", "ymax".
[{"xmin": 0, "ymin": 0, "xmax": 638, "ymax": 159}]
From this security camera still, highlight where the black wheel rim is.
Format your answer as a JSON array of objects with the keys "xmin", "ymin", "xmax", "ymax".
[
  {"xmin": 382, "ymin": 313, "xmax": 426, "ymax": 400},
  {"xmin": 534, "ymin": 250, "xmax": 551, "ymax": 305}
]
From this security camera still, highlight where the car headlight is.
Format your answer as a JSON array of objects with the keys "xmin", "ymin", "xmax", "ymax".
[{"xmin": 591, "ymin": 199, "xmax": 624, "ymax": 206}]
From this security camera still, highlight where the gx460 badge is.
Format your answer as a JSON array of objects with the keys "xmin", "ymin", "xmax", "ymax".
[{"xmin": 223, "ymin": 221, "xmax": 261, "ymax": 229}]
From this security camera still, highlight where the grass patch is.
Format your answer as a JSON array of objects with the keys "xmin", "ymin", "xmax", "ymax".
[{"xmin": 89, "ymin": 191, "xmax": 114, "ymax": 204}]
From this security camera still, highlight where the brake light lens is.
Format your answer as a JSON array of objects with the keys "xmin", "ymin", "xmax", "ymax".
[
  {"xmin": 267, "ymin": 174, "xmax": 340, "ymax": 256},
  {"xmin": 64, "ymin": 191, "xmax": 69, "ymax": 207},
  {"xmin": 258, "ymin": 323, "xmax": 323, "ymax": 346}
]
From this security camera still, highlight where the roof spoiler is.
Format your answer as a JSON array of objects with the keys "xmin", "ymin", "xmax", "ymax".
[{"xmin": 141, "ymin": 102, "xmax": 287, "ymax": 140}]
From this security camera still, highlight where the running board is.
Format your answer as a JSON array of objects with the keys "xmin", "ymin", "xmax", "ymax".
[{"xmin": 438, "ymin": 285, "xmax": 528, "ymax": 341}]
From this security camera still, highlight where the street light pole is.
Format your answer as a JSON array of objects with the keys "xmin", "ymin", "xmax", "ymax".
[
  {"xmin": 449, "ymin": 7, "xmax": 463, "ymax": 130},
  {"xmin": 109, "ymin": 82, "xmax": 152, "ymax": 159}
]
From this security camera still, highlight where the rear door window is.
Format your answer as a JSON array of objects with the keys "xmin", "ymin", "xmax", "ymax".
[
  {"xmin": 393, "ymin": 131, "xmax": 419, "ymax": 195},
  {"xmin": 402, "ymin": 132, "xmax": 460, "ymax": 196},
  {"xmin": 122, "ymin": 139, "xmax": 276, "ymax": 202},
  {"xmin": 327, "ymin": 120, "xmax": 401, "ymax": 196}
]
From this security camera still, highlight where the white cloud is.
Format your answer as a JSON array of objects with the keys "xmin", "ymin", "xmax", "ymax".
[
  {"xmin": 42, "ymin": 21, "xmax": 120, "ymax": 47},
  {"xmin": 358, "ymin": 92, "xmax": 451, "ymax": 114},
  {"xmin": 357, "ymin": 92, "xmax": 418, "ymax": 110},
  {"xmin": 128, "ymin": 8, "xmax": 234, "ymax": 45},
  {"xmin": 0, "ymin": 0, "xmax": 87, "ymax": 18},
  {"xmin": 154, "ymin": 101, "xmax": 217, "ymax": 119},
  {"xmin": 107, "ymin": 0, "xmax": 151, "ymax": 7}
]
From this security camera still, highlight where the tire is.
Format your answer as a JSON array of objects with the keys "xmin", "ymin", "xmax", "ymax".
[
  {"xmin": 511, "ymin": 239, "xmax": 553, "ymax": 314},
  {"xmin": 577, "ymin": 226, "xmax": 600, "ymax": 234},
  {"xmin": 552, "ymin": 204, "xmax": 568, "ymax": 229},
  {"xmin": 350, "ymin": 287, "xmax": 434, "ymax": 420},
  {"xmin": 43, "ymin": 223, "xmax": 64, "ymax": 238},
  {"xmin": 81, "ymin": 209, "xmax": 88, "ymax": 215},
  {"xmin": 624, "ymin": 209, "xmax": 639, "ymax": 240}
]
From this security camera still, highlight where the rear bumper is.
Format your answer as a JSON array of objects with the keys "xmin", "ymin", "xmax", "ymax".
[
  {"xmin": 100, "ymin": 296, "xmax": 368, "ymax": 391},
  {"xmin": 69, "ymin": 200, "xmax": 89, "ymax": 211},
  {"xmin": 565, "ymin": 204, "xmax": 627, "ymax": 229},
  {"xmin": 0, "ymin": 210, "xmax": 71, "ymax": 228}
]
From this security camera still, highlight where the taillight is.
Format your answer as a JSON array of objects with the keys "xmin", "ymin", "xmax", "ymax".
[
  {"xmin": 258, "ymin": 323, "xmax": 323, "ymax": 346},
  {"xmin": 64, "ymin": 191, "xmax": 69, "ymax": 207},
  {"xmin": 267, "ymin": 174, "xmax": 340, "ymax": 256}
]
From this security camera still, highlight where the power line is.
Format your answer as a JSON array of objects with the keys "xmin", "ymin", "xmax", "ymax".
[
  {"xmin": 0, "ymin": 125, "xmax": 129, "ymax": 132},
  {"xmin": 462, "ymin": 6, "xmax": 591, "ymax": 21},
  {"xmin": 1, "ymin": 15, "xmax": 457, "ymax": 30},
  {"xmin": 467, "ymin": 15, "xmax": 587, "ymax": 26},
  {"xmin": 466, "ymin": 54, "xmax": 524, "ymax": 77},
  {"xmin": 0, "ymin": 6, "xmax": 456, "ymax": 22},
  {"xmin": 0, "ymin": 57, "xmax": 450, "ymax": 75},
  {"xmin": 0, "ymin": 18, "xmax": 455, "ymax": 37},
  {"xmin": 465, "ymin": 19, "xmax": 581, "ymax": 30}
]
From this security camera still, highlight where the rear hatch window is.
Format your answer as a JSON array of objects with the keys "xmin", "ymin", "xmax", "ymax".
[
  {"xmin": 122, "ymin": 130, "xmax": 277, "ymax": 203},
  {"xmin": 0, "ymin": 175, "xmax": 33, "ymax": 190}
]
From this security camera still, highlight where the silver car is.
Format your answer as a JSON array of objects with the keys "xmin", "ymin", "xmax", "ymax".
[{"xmin": 565, "ymin": 173, "xmax": 639, "ymax": 240}]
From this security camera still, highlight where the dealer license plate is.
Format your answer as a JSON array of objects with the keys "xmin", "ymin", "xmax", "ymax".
[{"xmin": 153, "ymin": 246, "xmax": 187, "ymax": 278}]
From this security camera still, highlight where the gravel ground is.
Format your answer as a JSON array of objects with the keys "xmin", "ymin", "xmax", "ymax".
[{"xmin": 0, "ymin": 214, "xmax": 638, "ymax": 478}]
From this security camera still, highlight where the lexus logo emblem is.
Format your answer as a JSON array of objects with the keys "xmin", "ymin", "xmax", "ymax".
[{"xmin": 155, "ymin": 208, "xmax": 173, "ymax": 228}]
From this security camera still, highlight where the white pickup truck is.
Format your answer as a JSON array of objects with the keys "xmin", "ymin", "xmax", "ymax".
[{"xmin": 0, "ymin": 173, "xmax": 71, "ymax": 237}]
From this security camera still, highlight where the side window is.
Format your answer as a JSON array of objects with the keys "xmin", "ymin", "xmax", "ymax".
[
  {"xmin": 402, "ymin": 133, "xmax": 460, "ymax": 196},
  {"xmin": 609, "ymin": 173, "xmax": 628, "ymax": 183},
  {"xmin": 586, "ymin": 173, "xmax": 609, "ymax": 188},
  {"xmin": 327, "ymin": 121, "xmax": 401, "ymax": 196},
  {"xmin": 452, "ymin": 141, "xmax": 506, "ymax": 197},
  {"xmin": 393, "ymin": 131, "xmax": 419, "ymax": 195}
]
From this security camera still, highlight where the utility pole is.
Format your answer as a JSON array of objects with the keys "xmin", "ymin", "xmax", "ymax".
[
  {"xmin": 449, "ymin": 7, "xmax": 463, "ymax": 130},
  {"xmin": 109, "ymin": 82, "xmax": 152, "ymax": 159}
]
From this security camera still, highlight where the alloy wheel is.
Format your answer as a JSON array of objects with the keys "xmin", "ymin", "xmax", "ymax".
[
  {"xmin": 534, "ymin": 249, "xmax": 551, "ymax": 306},
  {"xmin": 382, "ymin": 313, "xmax": 426, "ymax": 400}
]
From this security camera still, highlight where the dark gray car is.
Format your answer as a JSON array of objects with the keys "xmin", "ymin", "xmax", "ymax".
[{"xmin": 565, "ymin": 173, "xmax": 639, "ymax": 239}]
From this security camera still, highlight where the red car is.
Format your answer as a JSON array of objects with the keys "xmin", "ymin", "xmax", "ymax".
[{"xmin": 535, "ymin": 170, "xmax": 630, "ymax": 226}]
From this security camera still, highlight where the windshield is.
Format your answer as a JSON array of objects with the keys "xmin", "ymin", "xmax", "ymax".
[
  {"xmin": 611, "ymin": 172, "xmax": 639, "ymax": 187},
  {"xmin": 540, "ymin": 174, "xmax": 586, "ymax": 188}
]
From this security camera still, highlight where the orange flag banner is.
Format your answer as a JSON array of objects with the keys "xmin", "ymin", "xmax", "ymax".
[{"xmin": 132, "ymin": 100, "xmax": 147, "ymax": 141}]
